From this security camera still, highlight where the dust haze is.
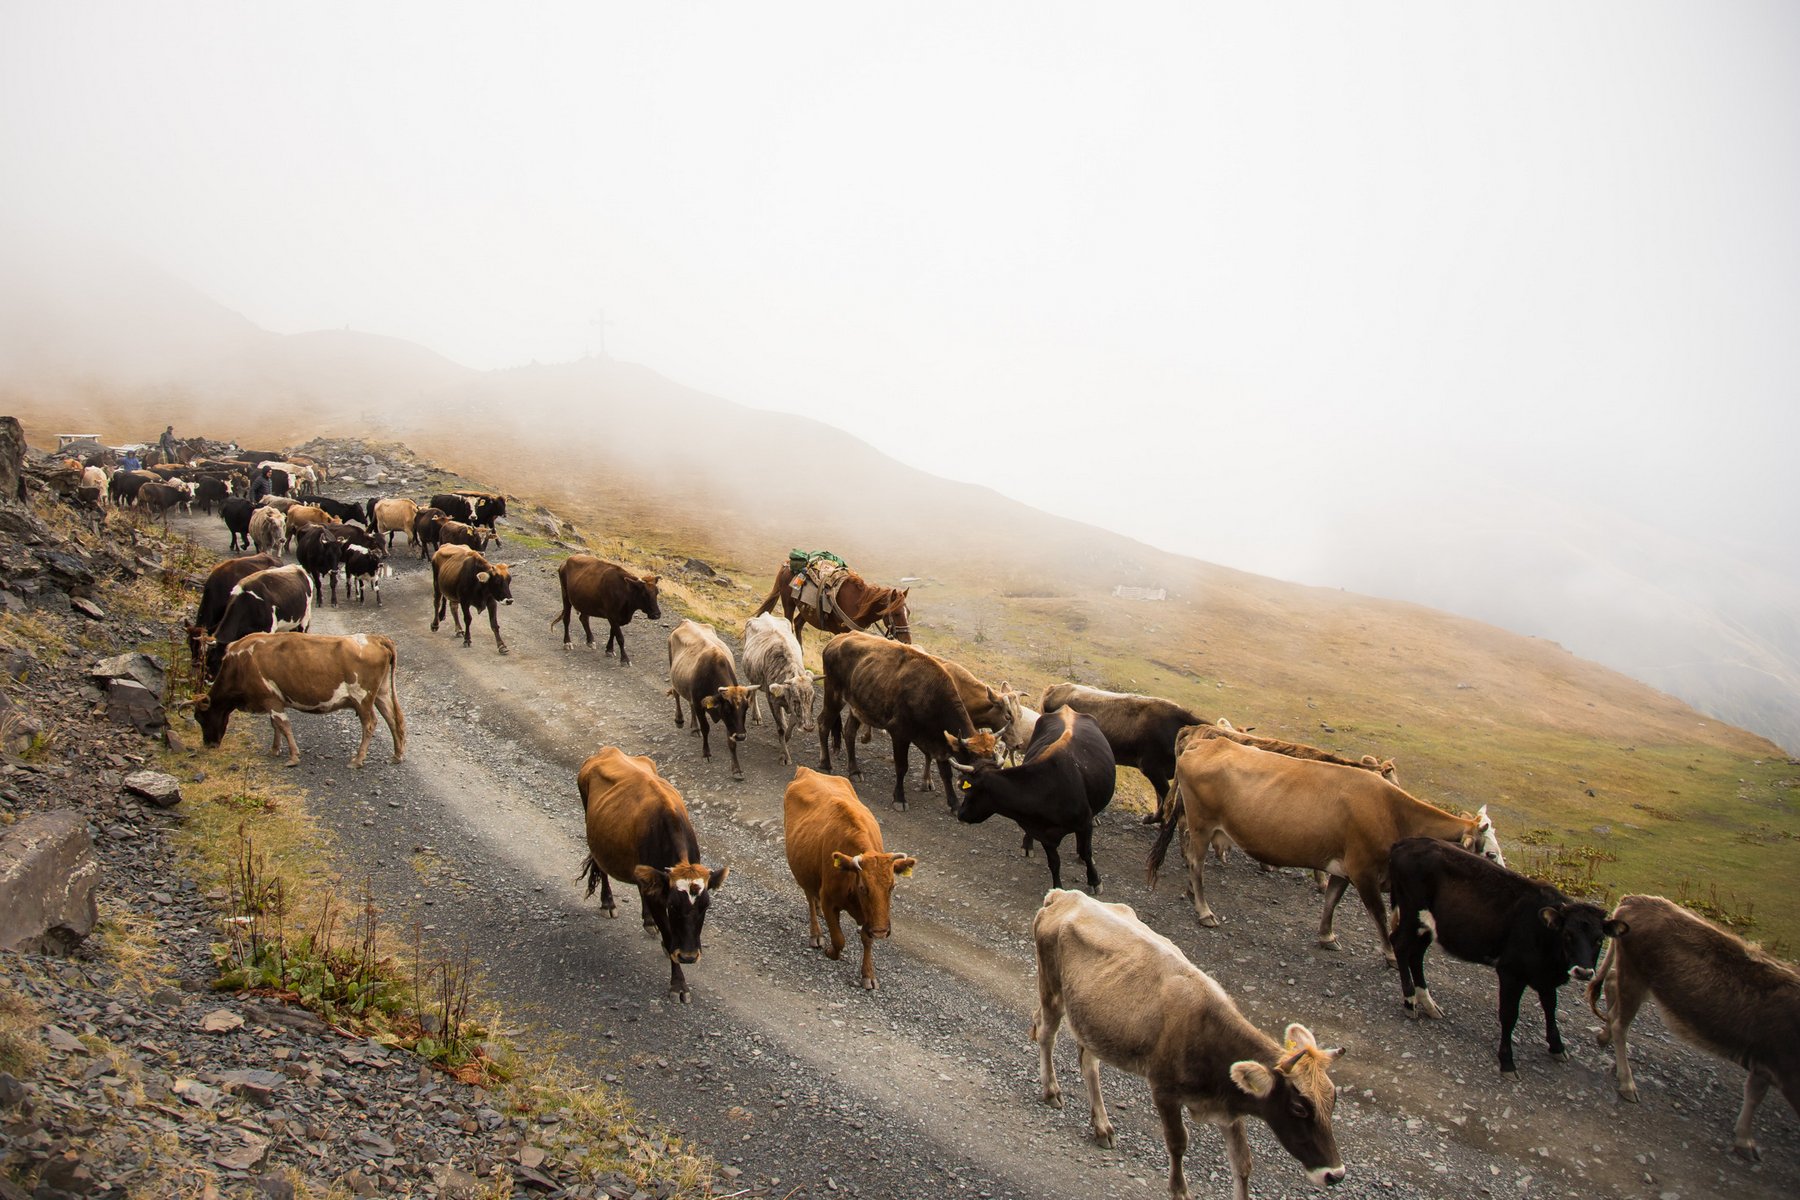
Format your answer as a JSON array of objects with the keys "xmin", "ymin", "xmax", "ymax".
[{"xmin": 3, "ymin": 3, "xmax": 1798, "ymax": 750}]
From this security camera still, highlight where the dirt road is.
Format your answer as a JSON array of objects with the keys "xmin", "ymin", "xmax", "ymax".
[{"xmin": 178, "ymin": 505, "xmax": 1798, "ymax": 1200}]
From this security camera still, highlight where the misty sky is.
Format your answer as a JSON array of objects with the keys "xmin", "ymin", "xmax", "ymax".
[{"xmin": 4, "ymin": 2, "xmax": 1798, "ymax": 587}]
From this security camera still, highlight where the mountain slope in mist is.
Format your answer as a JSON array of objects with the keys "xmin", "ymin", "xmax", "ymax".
[{"xmin": 1, "ymin": 240, "xmax": 1795, "ymax": 755}]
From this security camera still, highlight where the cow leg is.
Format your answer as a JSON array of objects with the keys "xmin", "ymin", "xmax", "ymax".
[
  {"xmin": 727, "ymin": 731, "xmax": 743, "ymax": 779},
  {"xmin": 271, "ymin": 714, "xmax": 300, "ymax": 767},
  {"xmin": 597, "ymin": 874, "xmax": 617, "ymax": 918},
  {"xmin": 1152, "ymin": 1092, "xmax": 1191, "ymax": 1200},
  {"xmin": 916, "ymin": 757, "xmax": 933, "ymax": 792},
  {"xmin": 697, "ymin": 709, "xmax": 712, "ymax": 759},
  {"xmin": 1078, "ymin": 1042, "xmax": 1114, "ymax": 1147},
  {"xmin": 1538, "ymin": 983, "xmax": 1567, "ymax": 1060},
  {"xmin": 459, "ymin": 602, "xmax": 475, "ymax": 646},
  {"xmin": 857, "ymin": 925, "xmax": 877, "ymax": 990},
  {"xmin": 613, "ymin": 623, "xmax": 631, "ymax": 666},
  {"xmin": 1076, "ymin": 825, "xmax": 1101, "ymax": 894},
  {"xmin": 1039, "ymin": 839, "xmax": 1065, "ymax": 890},
  {"xmin": 821, "ymin": 903, "xmax": 846, "ymax": 960},
  {"xmin": 1353, "ymin": 874, "xmax": 1396, "ymax": 965},
  {"xmin": 886, "ymin": 735, "xmax": 907, "ymax": 811},
  {"xmin": 816, "ymin": 701, "xmax": 837, "ymax": 773},
  {"xmin": 1317, "ymin": 875, "xmax": 1351, "ymax": 948},
  {"xmin": 1218, "ymin": 1117, "xmax": 1254, "ymax": 1200},
  {"xmin": 1144, "ymin": 773, "xmax": 1169, "ymax": 825},
  {"xmin": 267, "ymin": 717, "xmax": 283, "ymax": 757},
  {"xmin": 805, "ymin": 891, "xmax": 823, "ymax": 949},
  {"xmin": 845, "ymin": 717, "xmax": 867, "ymax": 779},
  {"xmin": 749, "ymin": 688, "xmax": 763, "ymax": 725},
  {"xmin": 669, "ymin": 958, "xmax": 690, "ymax": 1003},
  {"xmin": 1734, "ymin": 1068, "xmax": 1773, "ymax": 1160},
  {"xmin": 1031, "ymin": 979, "xmax": 1064, "ymax": 1109},
  {"xmin": 1497, "ymin": 970, "xmax": 1528, "ymax": 1074},
  {"xmin": 487, "ymin": 602, "xmax": 507, "ymax": 654},
  {"xmin": 1595, "ymin": 963, "xmax": 1647, "ymax": 1101},
  {"xmin": 1185, "ymin": 832, "xmax": 1219, "ymax": 927},
  {"xmin": 1394, "ymin": 906, "xmax": 1443, "ymax": 1017},
  {"xmin": 580, "ymin": 613, "xmax": 596, "ymax": 650},
  {"xmin": 329, "ymin": 568, "xmax": 339, "ymax": 606},
  {"xmin": 672, "ymin": 689, "xmax": 685, "ymax": 728},
  {"xmin": 374, "ymin": 685, "xmax": 405, "ymax": 763},
  {"xmin": 348, "ymin": 701, "xmax": 376, "ymax": 768}
]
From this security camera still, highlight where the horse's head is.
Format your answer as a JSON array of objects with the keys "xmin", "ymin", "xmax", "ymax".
[{"xmin": 880, "ymin": 587, "xmax": 912, "ymax": 643}]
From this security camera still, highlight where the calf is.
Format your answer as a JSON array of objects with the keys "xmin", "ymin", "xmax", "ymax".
[
  {"xmin": 135, "ymin": 480, "xmax": 194, "ymax": 526},
  {"xmin": 220, "ymin": 497, "xmax": 256, "ymax": 552},
  {"xmin": 577, "ymin": 747, "xmax": 727, "ymax": 1003},
  {"xmin": 367, "ymin": 497, "xmax": 420, "ymax": 551},
  {"xmin": 435, "ymin": 519, "xmax": 493, "ymax": 552},
  {"xmin": 817, "ymin": 631, "xmax": 998, "ymax": 811},
  {"xmin": 1032, "ymin": 888, "xmax": 1346, "ymax": 1199},
  {"xmin": 431, "ymin": 490, "xmax": 506, "ymax": 534},
  {"xmin": 1040, "ymin": 683, "xmax": 1204, "ymax": 824},
  {"xmin": 328, "ymin": 523, "xmax": 387, "ymax": 605},
  {"xmin": 1588, "ymin": 894, "xmax": 1800, "ymax": 1160},
  {"xmin": 205, "ymin": 563, "xmax": 312, "ymax": 678},
  {"xmin": 186, "ymin": 553, "xmax": 281, "ymax": 672},
  {"xmin": 783, "ymin": 766, "xmax": 916, "ymax": 990},
  {"xmin": 1387, "ymin": 837, "xmax": 1617, "ymax": 1074},
  {"xmin": 949, "ymin": 708, "xmax": 1115, "ymax": 892},
  {"xmin": 256, "ymin": 494, "xmax": 301, "ymax": 513},
  {"xmin": 430, "ymin": 544, "xmax": 513, "ymax": 653},
  {"xmin": 667, "ymin": 619, "xmax": 754, "ymax": 779},
  {"xmin": 553, "ymin": 554, "xmax": 662, "ymax": 665},
  {"xmin": 191, "ymin": 632, "xmax": 404, "ymax": 768},
  {"xmin": 294, "ymin": 524, "xmax": 346, "ymax": 605},
  {"xmin": 80, "ymin": 465, "xmax": 109, "ymax": 503},
  {"xmin": 742, "ymin": 612, "xmax": 815, "ymax": 764},
  {"xmin": 248, "ymin": 506, "xmax": 287, "ymax": 558}
]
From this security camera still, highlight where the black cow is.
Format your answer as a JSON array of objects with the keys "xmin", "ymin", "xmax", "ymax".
[
  {"xmin": 187, "ymin": 553, "xmax": 281, "ymax": 671},
  {"xmin": 1039, "ymin": 683, "xmax": 1204, "ymax": 825},
  {"xmin": 1388, "ymin": 836, "xmax": 1622, "ymax": 1074},
  {"xmin": 412, "ymin": 508, "xmax": 449, "ymax": 559},
  {"xmin": 327, "ymin": 523, "xmax": 387, "ymax": 605},
  {"xmin": 220, "ymin": 497, "xmax": 256, "ymax": 552},
  {"xmin": 430, "ymin": 491, "xmax": 506, "ymax": 535},
  {"xmin": 307, "ymin": 496, "xmax": 366, "ymax": 525},
  {"xmin": 948, "ymin": 707, "xmax": 1115, "ymax": 892},
  {"xmin": 295, "ymin": 525, "xmax": 346, "ymax": 605},
  {"xmin": 108, "ymin": 470, "xmax": 158, "ymax": 507},
  {"xmin": 430, "ymin": 545, "xmax": 513, "ymax": 653},
  {"xmin": 204, "ymin": 564, "xmax": 312, "ymax": 678},
  {"xmin": 192, "ymin": 475, "xmax": 232, "ymax": 515}
]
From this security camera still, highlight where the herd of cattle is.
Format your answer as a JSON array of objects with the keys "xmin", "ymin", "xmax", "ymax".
[{"xmin": 65, "ymin": 445, "xmax": 1797, "ymax": 1197}]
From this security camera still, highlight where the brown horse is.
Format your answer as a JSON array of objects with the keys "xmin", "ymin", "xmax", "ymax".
[{"xmin": 755, "ymin": 563, "xmax": 912, "ymax": 645}]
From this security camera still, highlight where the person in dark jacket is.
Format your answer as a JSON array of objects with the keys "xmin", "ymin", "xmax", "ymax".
[{"xmin": 249, "ymin": 466, "xmax": 272, "ymax": 503}]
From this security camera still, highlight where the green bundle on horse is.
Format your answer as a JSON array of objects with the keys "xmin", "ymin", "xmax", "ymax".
[{"xmin": 755, "ymin": 551, "xmax": 912, "ymax": 645}]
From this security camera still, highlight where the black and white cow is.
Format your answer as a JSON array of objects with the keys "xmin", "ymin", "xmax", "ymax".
[{"xmin": 204, "ymin": 564, "xmax": 312, "ymax": 679}]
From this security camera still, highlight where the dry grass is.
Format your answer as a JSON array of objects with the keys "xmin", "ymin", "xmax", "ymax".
[
  {"xmin": 0, "ymin": 977, "xmax": 47, "ymax": 1077},
  {"xmin": 94, "ymin": 897, "xmax": 176, "ymax": 994}
]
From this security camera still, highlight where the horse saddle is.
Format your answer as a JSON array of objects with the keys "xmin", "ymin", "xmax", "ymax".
[{"xmin": 788, "ymin": 550, "xmax": 850, "ymax": 615}]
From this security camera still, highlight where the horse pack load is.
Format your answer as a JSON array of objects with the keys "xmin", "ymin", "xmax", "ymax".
[{"xmin": 786, "ymin": 550, "xmax": 850, "ymax": 617}]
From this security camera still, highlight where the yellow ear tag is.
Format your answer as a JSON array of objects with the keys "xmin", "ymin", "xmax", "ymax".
[{"xmin": 960, "ymin": 780, "xmax": 971, "ymax": 790}]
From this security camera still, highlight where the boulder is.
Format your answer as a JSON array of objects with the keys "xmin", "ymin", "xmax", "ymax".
[
  {"xmin": 102, "ymin": 678, "xmax": 165, "ymax": 734},
  {"xmin": 89, "ymin": 652, "xmax": 167, "ymax": 697},
  {"xmin": 0, "ymin": 416, "xmax": 23, "ymax": 504},
  {"xmin": 0, "ymin": 809, "xmax": 101, "ymax": 953},
  {"xmin": 122, "ymin": 770, "xmax": 182, "ymax": 808}
]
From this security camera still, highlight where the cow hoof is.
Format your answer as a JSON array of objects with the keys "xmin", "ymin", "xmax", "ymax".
[
  {"xmin": 1139, "ymin": 811, "xmax": 1160, "ymax": 825},
  {"xmin": 1093, "ymin": 1127, "xmax": 1116, "ymax": 1150},
  {"xmin": 1501, "ymin": 1065, "xmax": 1518, "ymax": 1078},
  {"xmin": 1198, "ymin": 913, "xmax": 1220, "ymax": 928},
  {"xmin": 1733, "ymin": 1142, "xmax": 1761, "ymax": 1162},
  {"xmin": 809, "ymin": 936, "xmax": 822, "ymax": 950},
  {"xmin": 283, "ymin": 760, "xmax": 299, "ymax": 769},
  {"xmin": 601, "ymin": 906, "xmax": 618, "ymax": 919},
  {"xmin": 563, "ymin": 644, "xmax": 573, "ymax": 652},
  {"xmin": 1044, "ymin": 1090, "xmax": 1063, "ymax": 1110},
  {"xmin": 1317, "ymin": 935, "xmax": 1341, "ymax": 951},
  {"xmin": 1620, "ymin": 1085, "xmax": 1639, "ymax": 1103},
  {"xmin": 498, "ymin": 646, "xmax": 509, "ymax": 655},
  {"xmin": 676, "ymin": 990, "xmax": 692, "ymax": 1006},
  {"xmin": 891, "ymin": 801, "xmax": 908, "ymax": 812},
  {"xmin": 862, "ymin": 977, "xmax": 877, "ymax": 991},
  {"xmin": 1549, "ymin": 1048, "xmax": 1568, "ymax": 1061}
]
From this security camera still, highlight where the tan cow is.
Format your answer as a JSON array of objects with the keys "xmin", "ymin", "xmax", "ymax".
[
  {"xmin": 1588, "ymin": 894, "xmax": 1800, "ymax": 1160},
  {"xmin": 1149, "ymin": 735, "xmax": 1502, "ymax": 961},
  {"xmin": 190, "ymin": 632, "xmax": 404, "ymax": 768},
  {"xmin": 667, "ymin": 619, "xmax": 754, "ymax": 778},
  {"xmin": 1032, "ymin": 889, "xmax": 1346, "ymax": 1199},
  {"xmin": 369, "ymin": 497, "xmax": 420, "ymax": 552},
  {"xmin": 281, "ymin": 503, "xmax": 333, "ymax": 549},
  {"xmin": 783, "ymin": 766, "xmax": 916, "ymax": 990},
  {"xmin": 578, "ymin": 747, "xmax": 727, "ymax": 1002},
  {"xmin": 247, "ymin": 506, "xmax": 287, "ymax": 558}
]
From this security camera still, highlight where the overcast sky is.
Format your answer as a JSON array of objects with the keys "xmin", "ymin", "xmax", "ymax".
[{"xmin": 4, "ymin": 2, "xmax": 1797, "ymax": 585}]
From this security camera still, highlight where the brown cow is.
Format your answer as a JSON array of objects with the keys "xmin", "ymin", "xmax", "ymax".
[
  {"xmin": 1032, "ymin": 888, "xmax": 1346, "ymax": 1199},
  {"xmin": 368, "ymin": 497, "xmax": 420, "ymax": 552},
  {"xmin": 1148, "ymin": 735, "xmax": 1502, "ymax": 961},
  {"xmin": 666, "ymin": 619, "xmax": 754, "ymax": 778},
  {"xmin": 817, "ymin": 631, "xmax": 998, "ymax": 811},
  {"xmin": 577, "ymin": 747, "xmax": 727, "ymax": 1003},
  {"xmin": 189, "ymin": 632, "xmax": 404, "ymax": 768},
  {"xmin": 430, "ymin": 545, "xmax": 514, "ymax": 653},
  {"xmin": 783, "ymin": 766, "xmax": 916, "ymax": 990},
  {"xmin": 1588, "ymin": 894, "xmax": 1800, "ymax": 1160},
  {"xmin": 281, "ymin": 503, "xmax": 333, "ymax": 550},
  {"xmin": 553, "ymin": 554, "xmax": 662, "ymax": 665},
  {"xmin": 914, "ymin": 656, "xmax": 1023, "ymax": 792}
]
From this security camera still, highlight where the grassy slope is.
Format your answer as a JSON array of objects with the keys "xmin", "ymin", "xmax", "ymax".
[{"xmin": 14, "ymin": 394, "xmax": 1797, "ymax": 953}]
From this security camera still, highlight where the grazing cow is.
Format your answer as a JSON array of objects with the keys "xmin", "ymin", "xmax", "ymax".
[
  {"xmin": 783, "ymin": 766, "xmax": 916, "ymax": 990},
  {"xmin": 306, "ymin": 495, "xmax": 365, "ymax": 525},
  {"xmin": 430, "ymin": 490, "xmax": 506, "ymax": 534},
  {"xmin": 1148, "ymin": 736, "xmax": 1503, "ymax": 960},
  {"xmin": 817, "ymin": 631, "xmax": 999, "ymax": 811},
  {"xmin": 220, "ymin": 497, "xmax": 255, "ymax": 552},
  {"xmin": 1387, "ymin": 837, "xmax": 1618, "ymax": 1074},
  {"xmin": 553, "ymin": 554, "xmax": 662, "ymax": 664},
  {"xmin": 294, "ymin": 524, "xmax": 347, "ymax": 604},
  {"xmin": 186, "ymin": 553, "xmax": 281, "ymax": 671},
  {"xmin": 948, "ymin": 708, "xmax": 1115, "ymax": 892},
  {"xmin": 204, "ymin": 564, "xmax": 313, "ymax": 678},
  {"xmin": 191, "ymin": 632, "xmax": 404, "ymax": 768},
  {"xmin": 248, "ymin": 506, "xmax": 287, "ymax": 558},
  {"xmin": 577, "ymin": 747, "xmax": 727, "ymax": 1003},
  {"xmin": 667, "ymin": 619, "xmax": 754, "ymax": 779},
  {"xmin": 742, "ymin": 613, "xmax": 815, "ymax": 764},
  {"xmin": 135, "ymin": 480, "xmax": 194, "ymax": 526},
  {"xmin": 412, "ymin": 507, "xmax": 449, "ymax": 559},
  {"xmin": 435, "ymin": 519, "xmax": 493, "ymax": 552},
  {"xmin": 429, "ymin": 545, "xmax": 513, "ymax": 653},
  {"xmin": 108, "ymin": 469, "xmax": 157, "ymax": 507},
  {"xmin": 367, "ymin": 497, "xmax": 420, "ymax": 551},
  {"xmin": 1588, "ymin": 894, "xmax": 1800, "ymax": 1159},
  {"xmin": 1031, "ymin": 888, "xmax": 1346, "ymax": 1199},
  {"xmin": 1041, "ymin": 684, "xmax": 1204, "ymax": 824},
  {"xmin": 328, "ymin": 523, "xmax": 388, "ymax": 605}
]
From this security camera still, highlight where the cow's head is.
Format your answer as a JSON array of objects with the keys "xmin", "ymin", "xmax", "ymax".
[
  {"xmin": 701, "ymin": 685, "xmax": 754, "ymax": 743},
  {"xmin": 476, "ymin": 564, "xmax": 513, "ymax": 605},
  {"xmin": 831, "ymin": 850, "xmax": 917, "ymax": 938},
  {"xmin": 633, "ymin": 863, "xmax": 727, "ymax": 962},
  {"xmin": 766, "ymin": 671, "xmax": 817, "ymax": 731},
  {"xmin": 1230, "ymin": 1024, "xmax": 1346, "ymax": 1189},
  {"xmin": 1539, "ymin": 901, "xmax": 1624, "ymax": 982},
  {"xmin": 188, "ymin": 692, "xmax": 234, "ymax": 748},
  {"xmin": 1460, "ymin": 805, "xmax": 1505, "ymax": 867},
  {"xmin": 944, "ymin": 736, "xmax": 1008, "ymax": 824},
  {"xmin": 631, "ymin": 574, "xmax": 662, "ymax": 621},
  {"xmin": 185, "ymin": 623, "xmax": 210, "ymax": 668}
]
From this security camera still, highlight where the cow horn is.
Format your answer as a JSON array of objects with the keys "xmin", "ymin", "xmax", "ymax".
[{"xmin": 948, "ymin": 759, "xmax": 976, "ymax": 774}]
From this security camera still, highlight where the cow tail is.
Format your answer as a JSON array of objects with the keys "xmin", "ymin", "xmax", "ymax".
[
  {"xmin": 1146, "ymin": 780, "xmax": 1185, "ymax": 888},
  {"xmin": 579, "ymin": 855, "xmax": 603, "ymax": 897},
  {"xmin": 753, "ymin": 571, "xmax": 783, "ymax": 618},
  {"xmin": 1586, "ymin": 934, "xmax": 1619, "ymax": 1021}
]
